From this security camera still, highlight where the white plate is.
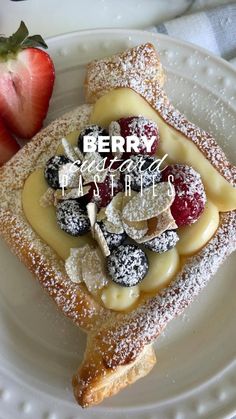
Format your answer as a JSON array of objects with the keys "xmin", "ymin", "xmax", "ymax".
[{"xmin": 0, "ymin": 29, "xmax": 235, "ymax": 419}]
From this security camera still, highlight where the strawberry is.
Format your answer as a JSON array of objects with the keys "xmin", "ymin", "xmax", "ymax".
[
  {"xmin": 0, "ymin": 21, "xmax": 55, "ymax": 139},
  {"xmin": 0, "ymin": 117, "xmax": 20, "ymax": 165}
]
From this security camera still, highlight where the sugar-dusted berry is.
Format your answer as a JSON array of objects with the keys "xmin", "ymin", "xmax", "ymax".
[
  {"xmin": 44, "ymin": 155, "xmax": 71, "ymax": 189},
  {"xmin": 144, "ymin": 230, "xmax": 179, "ymax": 253},
  {"xmin": 107, "ymin": 244, "xmax": 148, "ymax": 286},
  {"xmin": 162, "ymin": 164, "xmax": 206, "ymax": 227},
  {"xmin": 56, "ymin": 200, "xmax": 90, "ymax": 236},
  {"xmin": 117, "ymin": 116, "xmax": 159, "ymax": 158}
]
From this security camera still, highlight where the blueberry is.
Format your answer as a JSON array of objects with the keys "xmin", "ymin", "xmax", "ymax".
[
  {"xmin": 44, "ymin": 155, "xmax": 71, "ymax": 189},
  {"xmin": 78, "ymin": 124, "xmax": 109, "ymax": 156},
  {"xmin": 107, "ymin": 244, "xmax": 148, "ymax": 287},
  {"xmin": 98, "ymin": 221, "xmax": 127, "ymax": 251},
  {"xmin": 144, "ymin": 230, "xmax": 179, "ymax": 253},
  {"xmin": 123, "ymin": 155, "xmax": 162, "ymax": 192},
  {"xmin": 56, "ymin": 200, "xmax": 90, "ymax": 236}
]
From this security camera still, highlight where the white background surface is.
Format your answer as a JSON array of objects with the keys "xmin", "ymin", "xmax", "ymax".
[
  {"xmin": 1, "ymin": 0, "xmax": 233, "ymax": 38},
  {"xmin": 0, "ymin": 0, "xmax": 204, "ymax": 37}
]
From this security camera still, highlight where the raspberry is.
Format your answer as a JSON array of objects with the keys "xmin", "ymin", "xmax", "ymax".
[
  {"xmin": 162, "ymin": 164, "xmax": 206, "ymax": 227},
  {"xmin": 86, "ymin": 176, "xmax": 123, "ymax": 208},
  {"xmin": 117, "ymin": 116, "xmax": 159, "ymax": 158}
]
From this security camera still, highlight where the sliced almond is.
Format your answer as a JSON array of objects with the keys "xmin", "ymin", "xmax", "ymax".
[
  {"xmin": 81, "ymin": 248, "xmax": 109, "ymax": 296},
  {"xmin": 105, "ymin": 192, "xmax": 124, "ymax": 226},
  {"xmin": 97, "ymin": 207, "xmax": 106, "ymax": 222},
  {"xmin": 94, "ymin": 223, "xmax": 110, "ymax": 257},
  {"xmin": 147, "ymin": 216, "xmax": 159, "ymax": 236},
  {"xmin": 87, "ymin": 202, "xmax": 97, "ymax": 235},
  {"xmin": 122, "ymin": 182, "xmax": 175, "ymax": 222},
  {"xmin": 74, "ymin": 146, "xmax": 84, "ymax": 162},
  {"xmin": 65, "ymin": 245, "xmax": 109, "ymax": 295},
  {"xmin": 136, "ymin": 208, "xmax": 177, "ymax": 243},
  {"xmin": 122, "ymin": 190, "xmax": 137, "ymax": 209},
  {"xmin": 169, "ymin": 219, "xmax": 178, "ymax": 230},
  {"xmin": 96, "ymin": 194, "xmax": 125, "ymax": 233},
  {"xmin": 118, "ymin": 191, "xmax": 140, "ymax": 238},
  {"xmin": 109, "ymin": 120, "xmax": 121, "ymax": 136},
  {"xmin": 65, "ymin": 246, "xmax": 89, "ymax": 283},
  {"xmin": 122, "ymin": 218, "xmax": 148, "ymax": 240},
  {"xmin": 61, "ymin": 137, "xmax": 79, "ymax": 162},
  {"xmin": 104, "ymin": 219, "xmax": 124, "ymax": 234}
]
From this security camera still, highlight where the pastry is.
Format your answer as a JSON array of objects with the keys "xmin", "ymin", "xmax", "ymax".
[{"xmin": 0, "ymin": 43, "xmax": 235, "ymax": 408}]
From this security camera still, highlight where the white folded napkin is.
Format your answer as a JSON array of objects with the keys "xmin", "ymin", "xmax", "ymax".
[{"xmin": 148, "ymin": 2, "xmax": 236, "ymax": 67}]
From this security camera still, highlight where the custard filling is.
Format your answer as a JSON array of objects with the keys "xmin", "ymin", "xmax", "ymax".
[{"xmin": 22, "ymin": 88, "xmax": 236, "ymax": 311}]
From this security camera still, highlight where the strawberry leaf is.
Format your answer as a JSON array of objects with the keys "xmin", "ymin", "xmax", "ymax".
[
  {"xmin": 0, "ymin": 38, "xmax": 9, "ymax": 56},
  {"xmin": 0, "ymin": 21, "xmax": 48, "ymax": 59},
  {"xmin": 10, "ymin": 21, "xmax": 29, "ymax": 48},
  {"xmin": 22, "ymin": 35, "xmax": 48, "ymax": 49}
]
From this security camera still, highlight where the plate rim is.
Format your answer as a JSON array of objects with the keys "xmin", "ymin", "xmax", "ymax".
[{"xmin": 46, "ymin": 27, "xmax": 236, "ymax": 78}]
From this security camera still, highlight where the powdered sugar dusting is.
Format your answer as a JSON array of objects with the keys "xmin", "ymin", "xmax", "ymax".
[
  {"xmin": 122, "ymin": 182, "xmax": 174, "ymax": 222},
  {"xmin": 144, "ymin": 230, "xmax": 179, "ymax": 253},
  {"xmin": 82, "ymin": 43, "xmax": 236, "ymax": 371},
  {"xmin": 85, "ymin": 43, "xmax": 236, "ymax": 184},
  {"xmin": 97, "ymin": 211, "xmax": 236, "ymax": 367}
]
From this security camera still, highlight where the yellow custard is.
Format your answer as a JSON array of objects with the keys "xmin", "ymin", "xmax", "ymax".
[
  {"xmin": 22, "ymin": 87, "xmax": 236, "ymax": 311},
  {"xmin": 177, "ymin": 201, "xmax": 220, "ymax": 256},
  {"xmin": 101, "ymin": 283, "xmax": 140, "ymax": 311},
  {"xmin": 22, "ymin": 168, "xmax": 93, "ymax": 261},
  {"xmin": 140, "ymin": 248, "xmax": 180, "ymax": 292}
]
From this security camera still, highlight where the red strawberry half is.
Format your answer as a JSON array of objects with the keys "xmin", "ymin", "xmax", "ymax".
[
  {"xmin": 0, "ymin": 21, "xmax": 55, "ymax": 139},
  {"xmin": 0, "ymin": 117, "xmax": 20, "ymax": 165}
]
